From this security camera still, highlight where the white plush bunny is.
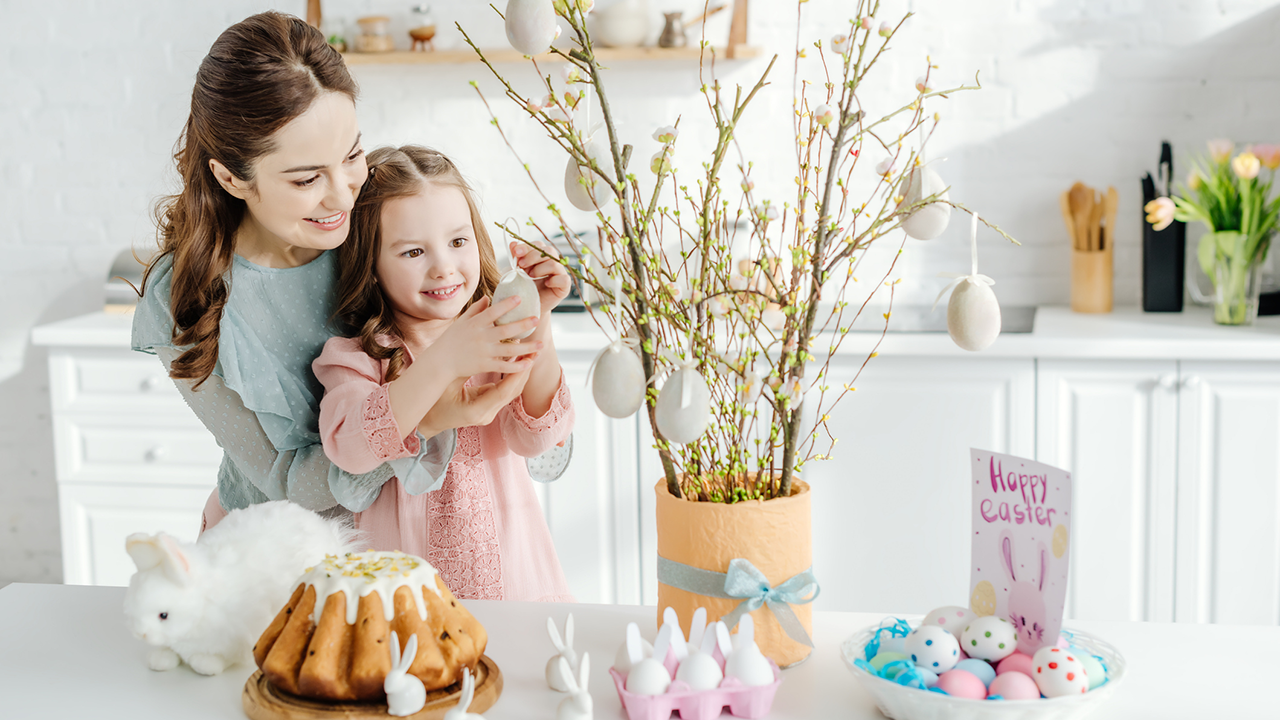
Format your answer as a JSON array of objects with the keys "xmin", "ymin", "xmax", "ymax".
[
  {"xmin": 545, "ymin": 613, "xmax": 578, "ymax": 692},
  {"xmin": 723, "ymin": 615, "xmax": 774, "ymax": 687},
  {"xmin": 557, "ymin": 652, "xmax": 593, "ymax": 720},
  {"xmin": 122, "ymin": 500, "xmax": 359, "ymax": 676},
  {"xmin": 442, "ymin": 667, "xmax": 486, "ymax": 720},
  {"xmin": 386, "ymin": 632, "xmax": 427, "ymax": 717}
]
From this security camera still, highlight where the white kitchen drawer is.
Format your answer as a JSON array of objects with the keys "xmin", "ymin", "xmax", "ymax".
[
  {"xmin": 53, "ymin": 416, "xmax": 222, "ymax": 485},
  {"xmin": 58, "ymin": 482, "xmax": 210, "ymax": 586},
  {"xmin": 47, "ymin": 349, "xmax": 196, "ymax": 416}
]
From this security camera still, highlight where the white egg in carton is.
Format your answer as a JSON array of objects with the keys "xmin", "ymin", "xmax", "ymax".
[{"xmin": 608, "ymin": 608, "xmax": 782, "ymax": 720}]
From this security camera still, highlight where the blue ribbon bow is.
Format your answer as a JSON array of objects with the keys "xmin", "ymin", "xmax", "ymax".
[{"xmin": 656, "ymin": 556, "xmax": 820, "ymax": 647}]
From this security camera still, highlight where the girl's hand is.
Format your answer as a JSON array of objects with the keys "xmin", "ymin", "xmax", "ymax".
[
  {"xmin": 434, "ymin": 296, "xmax": 542, "ymax": 379},
  {"xmin": 419, "ymin": 370, "xmax": 531, "ymax": 435},
  {"xmin": 511, "ymin": 240, "xmax": 572, "ymax": 316}
]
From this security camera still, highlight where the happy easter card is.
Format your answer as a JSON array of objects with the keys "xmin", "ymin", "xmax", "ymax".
[{"xmin": 968, "ymin": 449, "xmax": 1072, "ymax": 655}]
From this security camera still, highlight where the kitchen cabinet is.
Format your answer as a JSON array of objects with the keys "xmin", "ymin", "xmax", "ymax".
[{"xmin": 1037, "ymin": 358, "xmax": 1280, "ymax": 626}]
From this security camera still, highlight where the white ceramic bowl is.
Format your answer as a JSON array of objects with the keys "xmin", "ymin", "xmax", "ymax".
[{"xmin": 841, "ymin": 621, "xmax": 1126, "ymax": 720}]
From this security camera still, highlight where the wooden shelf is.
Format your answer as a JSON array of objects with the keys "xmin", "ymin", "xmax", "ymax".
[{"xmin": 339, "ymin": 45, "xmax": 762, "ymax": 65}]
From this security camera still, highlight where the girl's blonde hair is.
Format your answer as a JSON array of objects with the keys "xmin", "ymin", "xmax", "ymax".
[{"xmin": 333, "ymin": 145, "xmax": 501, "ymax": 382}]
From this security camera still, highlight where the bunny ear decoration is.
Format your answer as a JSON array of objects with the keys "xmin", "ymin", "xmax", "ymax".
[
  {"xmin": 558, "ymin": 656, "xmax": 578, "ymax": 695},
  {"xmin": 737, "ymin": 613, "xmax": 755, "ymax": 647},
  {"xmin": 126, "ymin": 533, "xmax": 192, "ymax": 585},
  {"xmin": 389, "ymin": 630, "xmax": 402, "ymax": 668},
  {"xmin": 577, "ymin": 652, "xmax": 590, "ymax": 691},
  {"xmin": 401, "ymin": 633, "xmax": 419, "ymax": 673},
  {"xmin": 714, "ymin": 621, "xmax": 733, "ymax": 658},
  {"xmin": 565, "ymin": 613, "xmax": 575, "ymax": 652},
  {"xmin": 625, "ymin": 622, "xmax": 644, "ymax": 665},
  {"xmin": 652, "ymin": 623, "xmax": 673, "ymax": 665},
  {"xmin": 999, "ymin": 530, "xmax": 1017, "ymax": 582},
  {"xmin": 688, "ymin": 607, "xmax": 708, "ymax": 649}
]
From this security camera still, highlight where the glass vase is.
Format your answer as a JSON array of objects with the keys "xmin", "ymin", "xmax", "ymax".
[{"xmin": 1212, "ymin": 253, "xmax": 1263, "ymax": 325}]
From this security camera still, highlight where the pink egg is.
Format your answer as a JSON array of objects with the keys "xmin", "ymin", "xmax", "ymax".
[
  {"xmin": 988, "ymin": 671, "xmax": 1040, "ymax": 700},
  {"xmin": 935, "ymin": 669, "xmax": 986, "ymax": 700},
  {"xmin": 995, "ymin": 651, "xmax": 1034, "ymax": 677}
]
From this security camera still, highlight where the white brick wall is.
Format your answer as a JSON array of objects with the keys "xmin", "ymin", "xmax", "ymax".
[{"xmin": 4, "ymin": 0, "xmax": 1280, "ymax": 586}]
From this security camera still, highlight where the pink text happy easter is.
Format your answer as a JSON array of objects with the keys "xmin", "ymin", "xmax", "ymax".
[{"xmin": 979, "ymin": 456, "xmax": 1057, "ymax": 526}]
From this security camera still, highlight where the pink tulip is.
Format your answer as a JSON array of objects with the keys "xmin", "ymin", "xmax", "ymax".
[
  {"xmin": 1144, "ymin": 197, "xmax": 1175, "ymax": 231},
  {"xmin": 1232, "ymin": 151, "xmax": 1261, "ymax": 180},
  {"xmin": 1252, "ymin": 143, "xmax": 1280, "ymax": 170},
  {"xmin": 1207, "ymin": 139, "xmax": 1234, "ymax": 164}
]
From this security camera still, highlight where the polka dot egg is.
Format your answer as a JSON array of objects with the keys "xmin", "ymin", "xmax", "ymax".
[
  {"xmin": 922, "ymin": 605, "xmax": 976, "ymax": 641},
  {"xmin": 905, "ymin": 625, "xmax": 960, "ymax": 673},
  {"xmin": 960, "ymin": 616, "xmax": 1017, "ymax": 662},
  {"xmin": 1032, "ymin": 646, "xmax": 1089, "ymax": 697}
]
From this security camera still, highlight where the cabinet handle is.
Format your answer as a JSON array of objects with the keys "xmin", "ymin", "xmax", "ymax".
[
  {"xmin": 1183, "ymin": 375, "xmax": 1202, "ymax": 389},
  {"xmin": 1158, "ymin": 373, "xmax": 1177, "ymax": 390},
  {"xmin": 144, "ymin": 446, "xmax": 167, "ymax": 462}
]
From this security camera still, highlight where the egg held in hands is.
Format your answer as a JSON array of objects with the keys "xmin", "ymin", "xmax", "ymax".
[{"xmin": 492, "ymin": 267, "xmax": 541, "ymax": 339}]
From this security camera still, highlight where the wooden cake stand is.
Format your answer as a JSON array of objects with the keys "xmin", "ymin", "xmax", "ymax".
[{"xmin": 243, "ymin": 655, "xmax": 503, "ymax": 720}]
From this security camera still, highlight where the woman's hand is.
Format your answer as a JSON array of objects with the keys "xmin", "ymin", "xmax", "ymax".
[
  {"xmin": 511, "ymin": 240, "xmax": 572, "ymax": 316},
  {"xmin": 418, "ymin": 370, "xmax": 531, "ymax": 436},
  {"xmin": 433, "ymin": 296, "xmax": 542, "ymax": 380}
]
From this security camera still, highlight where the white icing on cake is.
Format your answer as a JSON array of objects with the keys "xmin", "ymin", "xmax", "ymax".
[{"xmin": 296, "ymin": 551, "xmax": 442, "ymax": 626}]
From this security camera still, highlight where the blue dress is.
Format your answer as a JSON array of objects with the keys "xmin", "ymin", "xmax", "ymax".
[{"xmin": 132, "ymin": 251, "xmax": 453, "ymax": 513}]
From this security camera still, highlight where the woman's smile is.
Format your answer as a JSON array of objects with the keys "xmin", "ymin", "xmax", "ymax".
[{"xmin": 305, "ymin": 211, "xmax": 347, "ymax": 231}]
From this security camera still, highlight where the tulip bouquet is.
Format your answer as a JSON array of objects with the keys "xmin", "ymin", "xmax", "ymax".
[
  {"xmin": 1145, "ymin": 140, "xmax": 1280, "ymax": 325},
  {"xmin": 461, "ymin": 0, "xmax": 1014, "ymax": 503}
]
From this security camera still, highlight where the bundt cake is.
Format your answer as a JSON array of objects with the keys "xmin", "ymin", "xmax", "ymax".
[{"xmin": 253, "ymin": 551, "xmax": 488, "ymax": 701}]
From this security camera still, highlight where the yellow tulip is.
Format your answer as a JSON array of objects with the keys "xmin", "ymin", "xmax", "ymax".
[{"xmin": 1232, "ymin": 151, "xmax": 1261, "ymax": 180}]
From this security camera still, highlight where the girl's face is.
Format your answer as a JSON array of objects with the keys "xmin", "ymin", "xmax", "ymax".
[
  {"xmin": 213, "ymin": 92, "xmax": 367, "ymax": 258},
  {"xmin": 376, "ymin": 183, "xmax": 481, "ymax": 325}
]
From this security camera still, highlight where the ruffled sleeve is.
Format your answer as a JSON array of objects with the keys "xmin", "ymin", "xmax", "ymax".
[
  {"xmin": 132, "ymin": 253, "xmax": 180, "ymax": 354},
  {"xmin": 499, "ymin": 367, "xmax": 575, "ymax": 459}
]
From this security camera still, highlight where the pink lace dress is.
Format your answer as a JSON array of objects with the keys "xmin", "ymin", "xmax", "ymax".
[{"xmin": 313, "ymin": 336, "xmax": 575, "ymax": 602}]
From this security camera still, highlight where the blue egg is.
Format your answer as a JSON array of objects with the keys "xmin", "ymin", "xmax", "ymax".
[{"xmin": 954, "ymin": 658, "xmax": 996, "ymax": 687}]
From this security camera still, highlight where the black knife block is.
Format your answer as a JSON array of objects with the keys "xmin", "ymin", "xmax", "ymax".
[{"xmin": 1142, "ymin": 219, "xmax": 1185, "ymax": 312}]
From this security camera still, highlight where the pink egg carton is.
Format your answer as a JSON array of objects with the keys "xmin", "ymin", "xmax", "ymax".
[{"xmin": 607, "ymin": 649, "xmax": 782, "ymax": 720}]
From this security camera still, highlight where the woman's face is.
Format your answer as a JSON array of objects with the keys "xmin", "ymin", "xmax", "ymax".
[
  {"xmin": 212, "ymin": 91, "xmax": 367, "ymax": 256},
  {"xmin": 376, "ymin": 183, "xmax": 481, "ymax": 325}
]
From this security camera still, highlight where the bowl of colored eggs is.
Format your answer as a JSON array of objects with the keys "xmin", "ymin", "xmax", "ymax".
[{"xmin": 840, "ymin": 607, "xmax": 1125, "ymax": 720}]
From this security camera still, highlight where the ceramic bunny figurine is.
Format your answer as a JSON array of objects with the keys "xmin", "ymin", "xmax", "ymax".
[
  {"xmin": 556, "ymin": 652, "xmax": 593, "ymax": 720},
  {"xmin": 1000, "ymin": 531, "xmax": 1050, "ymax": 654},
  {"xmin": 624, "ymin": 623, "xmax": 671, "ymax": 696},
  {"xmin": 546, "ymin": 613, "xmax": 579, "ymax": 692},
  {"xmin": 442, "ymin": 667, "xmax": 486, "ymax": 720},
  {"xmin": 723, "ymin": 615, "xmax": 774, "ymax": 687},
  {"xmin": 122, "ymin": 500, "xmax": 359, "ymax": 676},
  {"xmin": 386, "ymin": 632, "xmax": 427, "ymax": 717}
]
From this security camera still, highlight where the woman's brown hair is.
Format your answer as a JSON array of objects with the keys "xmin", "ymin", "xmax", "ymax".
[
  {"xmin": 141, "ymin": 11, "xmax": 358, "ymax": 387},
  {"xmin": 333, "ymin": 145, "xmax": 501, "ymax": 382}
]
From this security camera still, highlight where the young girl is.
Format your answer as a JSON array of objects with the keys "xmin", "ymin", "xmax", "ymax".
[{"xmin": 313, "ymin": 145, "xmax": 576, "ymax": 602}]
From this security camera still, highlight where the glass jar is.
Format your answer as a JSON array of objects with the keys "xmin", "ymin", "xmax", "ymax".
[{"xmin": 355, "ymin": 15, "xmax": 394, "ymax": 53}]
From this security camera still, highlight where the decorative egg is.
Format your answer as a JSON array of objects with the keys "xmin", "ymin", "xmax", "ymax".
[
  {"xmin": 1078, "ymin": 653, "xmax": 1106, "ymax": 690},
  {"xmin": 564, "ymin": 134, "xmax": 616, "ymax": 211},
  {"xmin": 674, "ymin": 651, "xmax": 722, "ymax": 691},
  {"xmin": 960, "ymin": 616, "xmax": 1017, "ymax": 662},
  {"xmin": 505, "ymin": 0, "xmax": 559, "ymax": 55},
  {"xmin": 947, "ymin": 278, "xmax": 1001, "ymax": 351},
  {"xmin": 900, "ymin": 166, "xmax": 951, "ymax": 240},
  {"xmin": 868, "ymin": 651, "xmax": 909, "ymax": 672},
  {"xmin": 625, "ymin": 657, "xmax": 671, "ymax": 696},
  {"xmin": 934, "ymin": 669, "xmax": 986, "ymax": 699},
  {"xmin": 1031, "ymin": 647, "xmax": 1089, "ymax": 697},
  {"xmin": 655, "ymin": 367, "xmax": 710, "ymax": 444},
  {"xmin": 591, "ymin": 342, "xmax": 645, "ymax": 418},
  {"xmin": 491, "ymin": 267, "xmax": 541, "ymax": 338},
  {"xmin": 922, "ymin": 605, "xmax": 976, "ymax": 641},
  {"xmin": 905, "ymin": 625, "xmax": 959, "ymax": 673},
  {"xmin": 995, "ymin": 651, "xmax": 1034, "ymax": 678},
  {"xmin": 988, "ymin": 670, "xmax": 1040, "ymax": 700},
  {"xmin": 953, "ymin": 658, "xmax": 995, "ymax": 688}
]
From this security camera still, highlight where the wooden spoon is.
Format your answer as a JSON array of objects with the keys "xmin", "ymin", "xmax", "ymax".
[
  {"xmin": 1068, "ymin": 182, "xmax": 1090, "ymax": 251},
  {"xmin": 1102, "ymin": 186, "xmax": 1118, "ymax": 252},
  {"xmin": 1087, "ymin": 190, "xmax": 1103, "ymax": 252},
  {"xmin": 1060, "ymin": 190, "xmax": 1076, "ymax": 249}
]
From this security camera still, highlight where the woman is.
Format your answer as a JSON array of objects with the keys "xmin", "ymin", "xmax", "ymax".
[{"xmin": 132, "ymin": 12, "xmax": 560, "ymax": 530}]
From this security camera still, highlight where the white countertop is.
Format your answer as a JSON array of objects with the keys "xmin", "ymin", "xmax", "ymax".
[
  {"xmin": 0, "ymin": 583, "xmax": 1273, "ymax": 719},
  {"xmin": 31, "ymin": 306, "xmax": 1280, "ymax": 360}
]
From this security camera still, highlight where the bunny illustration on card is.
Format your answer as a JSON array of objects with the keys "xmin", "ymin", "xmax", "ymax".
[{"xmin": 999, "ymin": 530, "xmax": 1050, "ymax": 655}]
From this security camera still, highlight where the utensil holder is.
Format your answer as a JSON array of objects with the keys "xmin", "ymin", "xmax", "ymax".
[
  {"xmin": 1071, "ymin": 248, "xmax": 1113, "ymax": 313},
  {"xmin": 1142, "ymin": 219, "xmax": 1185, "ymax": 312}
]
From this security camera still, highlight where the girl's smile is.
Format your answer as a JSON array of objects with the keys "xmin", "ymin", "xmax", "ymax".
[{"xmin": 421, "ymin": 283, "xmax": 463, "ymax": 301}]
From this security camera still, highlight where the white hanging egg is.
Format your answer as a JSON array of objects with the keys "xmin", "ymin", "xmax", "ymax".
[
  {"xmin": 591, "ymin": 342, "xmax": 645, "ymax": 418},
  {"xmin": 655, "ymin": 367, "xmax": 710, "ymax": 444},
  {"xmin": 505, "ymin": 0, "xmax": 559, "ymax": 56},
  {"xmin": 564, "ymin": 134, "xmax": 616, "ymax": 211},
  {"xmin": 947, "ymin": 278, "xmax": 1001, "ymax": 351},
  {"xmin": 492, "ymin": 267, "xmax": 541, "ymax": 338},
  {"xmin": 900, "ymin": 166, "xmax": 951, "ymax": 240}
]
